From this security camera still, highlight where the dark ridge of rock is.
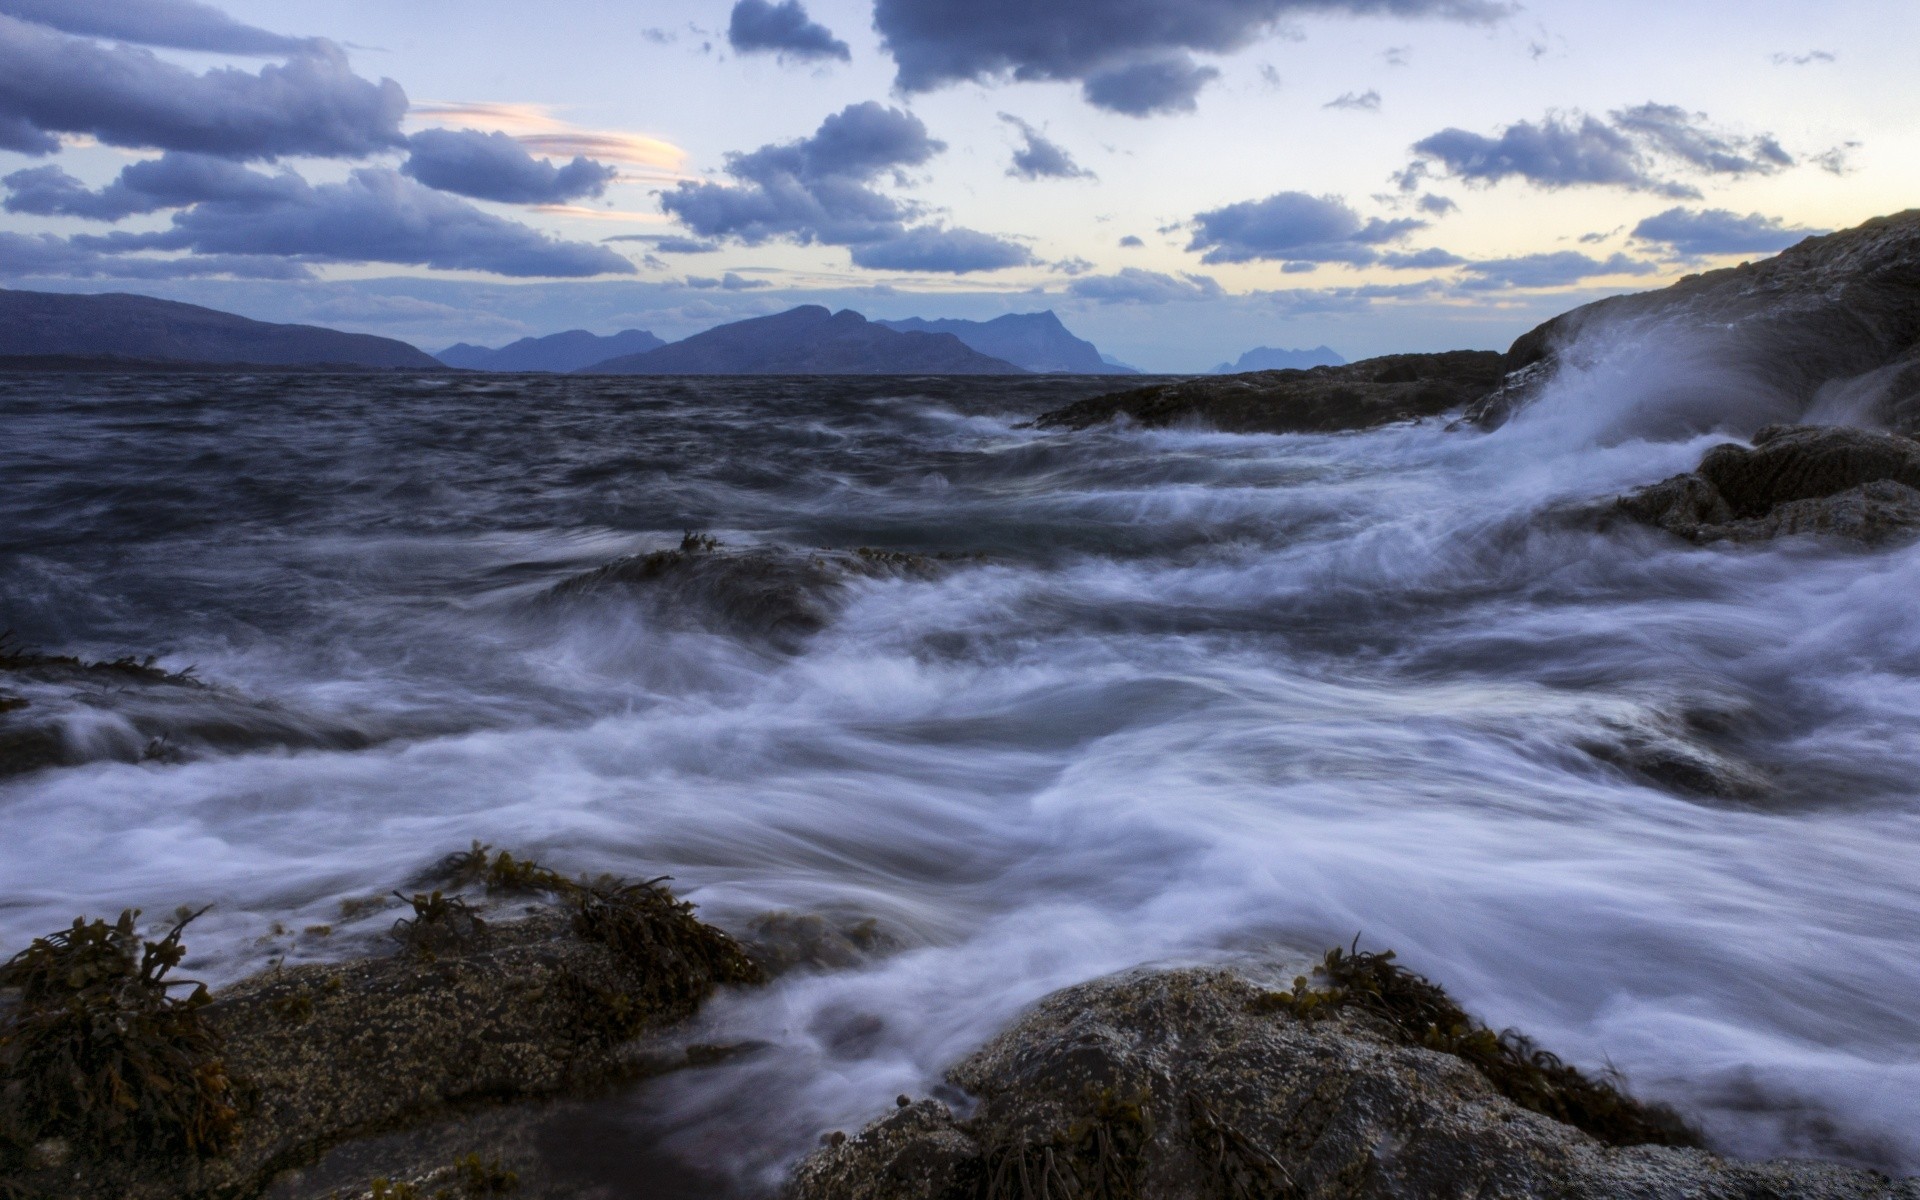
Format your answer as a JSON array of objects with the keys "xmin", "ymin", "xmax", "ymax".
[
  {"xmin": 586, "ymin": 306, "xmax": 1029, "ymax": 375},
  {"xmin": 543, "ymin": 537, "xmax": 969, "ymax": 648},
  {"xmin": 1471, "ymin": 210, "xmax": 1920, "ymax": 430},
  {"xmin": 436, "ymin": 328, "xmax": 666, "ymax": 373},
  {"xmin": 1618, "ymin": 425, "xmax": 1920, "ymax": 545},
  {"xmin": 0, "ymin": 861, "xmax": 760, "ymax": 1200},
  {"xmin": 0, "ymin": 643, "xmax": 375, "ymax": 778},
  {"xmin": 789, "ymin": 965, "xmax": 1917, "ymax": 1200},
  {"xmin": 1032, "ymin": 350, "xmax": 1508, "ymax": 435},
  {"xmin": 0, "ymin": 290, "xmax": 440, "ymax": 370}
]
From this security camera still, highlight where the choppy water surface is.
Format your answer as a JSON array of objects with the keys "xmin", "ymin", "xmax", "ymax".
[{"xmin": 3, "ymin": 356, "xmax": 1918, "ymax": 1189}]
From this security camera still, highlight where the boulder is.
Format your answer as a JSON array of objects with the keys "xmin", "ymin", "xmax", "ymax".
[
  {"xmin": 1033, "ymin": 351, "xmax": 1508, "ymax": 435},
  {"xmin": 1618, "ymin": 425, "xmax": 1920, "ymax": 545},
  {"xmin": 1471, "ymin": 210, "xmax": 1920, "ymax": 430},
  {"xmin": 789, "ymin": 963, "xmax": 1916, "ymax": 1200}
]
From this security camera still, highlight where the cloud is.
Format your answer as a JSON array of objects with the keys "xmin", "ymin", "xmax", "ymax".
[
  {"xmin": 1001, "ymin": 114, "xmax": 1093, "ymax": 180},
  {"xmin": 660, "ymin": 101, "xmax": 1027, "ymax": 273},
  {"xmin": 603, "ymin": 234, "xmax": 721, "ymax": 253},
  {"xmin": 1324, "ymin": 89, "xmax": 1381, "ymax": 111},
  {"xmin": 401, "ymin": 128, "xmax": 617, "ymax": 204},
  {"xmin": 0, "ymin": 231, "xmax": 314, "ymax": 279},
  {"xmin": 1067, "ymin": 267, "xmax": 1223, "ymax": 304},
  {"xmin": 1082, "ymin": 56, "xmax": 1220, "ymax": 116},
  {"xmin": 1407, "ymin": 104, "xmax": 1802, "ymax": 198},
  {"xmin": 408, "ymin": 102, "xmax": 685, "ymax": 171},
  {"xmin": 686, "ymin": 272, "xmax": 772, "ymax": 289},
  {"xmin": 1186, "ymin": 191, "xmax": 1422, "ymax": 265},
  {"xmin": 1629, "ymin": 207, "xmax": 1824, "ymax": 256},
  {"xmin": 1456, "ymin": 250, "xmax": 1657, "ymax": 290},
  {"xmin": 1379, "ymin": 247, "xmax": 1464, "ymax": 268},
  {"xmin": 33, "ymin": 161, "xmax": 635, "ymax": 276},
  {"xmin": 0, "ymin": 19, "xmax": 406, "ymax": 160},
  {"xmin": 1119, "ymin": 235, "xmax": 1144, "ymax": 247},
  {"xmin": 727, "ymin": 0, "xmax": 850, "ymax": 62},
  {"xmin": 1771, "ymin": 49, "xmax": 1834, "ymax": 66},
  {"xmin": 1416, "ymin": 193, "xmax": 1457, "ymax": 215},
  {"xmin": 0, "ymin": 0, "xmax": 311, "ymax": 55},
  {"xmin": 872, "ymin": 0, "xmax": 1508, "ymax": 115}
]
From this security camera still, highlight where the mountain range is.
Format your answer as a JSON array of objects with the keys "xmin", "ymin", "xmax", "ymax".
[
  {"xmin": 0, "ymin": 289, "xmax": 439, "ymax": 369},
  {"xmin": 875, "ymin": 312, "xmax": 1137, "ymax": 374},
  {"xmin": 1212, "ymin": 346, "xmax": 1347, "ymax": 373},
  {"xmin": 587, "ymin": 306, "xmax": 1026, "ymax": 374},
  {"xmin": 435, "ymin": 329, "xmax": 665, "ymax": 372}
]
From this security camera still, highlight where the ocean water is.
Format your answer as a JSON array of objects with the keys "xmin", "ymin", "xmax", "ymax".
[{"xmin": 2, "ymin": 350, "xmax": 1917, "ymax": 1191}]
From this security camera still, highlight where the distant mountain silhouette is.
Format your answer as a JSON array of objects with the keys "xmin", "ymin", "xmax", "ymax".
[
  {"xmin": 437, "ymin": 328, "xmax": 665, "ymax": 372},
  {"xmin": 0, "ymin": 289, "xmax": 438, "ymax": 369},
  {"xmin": 1213, "ymin": 345, "xmax": 1347, "ymax": 374},
  {"xmin": 586, "ymin": 306, "xmax": 1027, "ymax": 375},
  {"xmin": 875, "ymin": 311, "xmax": 1135, "ymax": 374}
]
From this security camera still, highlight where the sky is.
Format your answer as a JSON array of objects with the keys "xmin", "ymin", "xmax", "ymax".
[{"xmin": 0, "ymin": 0, "xmax": 1913, "ymax": 370}]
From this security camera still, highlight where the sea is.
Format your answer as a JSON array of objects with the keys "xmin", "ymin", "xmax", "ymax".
[{"xmin": 3, "ymin": 351, "xmax": 1918, "ymax": 1192}]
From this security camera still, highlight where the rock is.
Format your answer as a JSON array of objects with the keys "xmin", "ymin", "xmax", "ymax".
[
  {"xmin": 1, "ymin": 863, "xmax": 760, "ymax": 1199},
  {"xmin": 1618, "ymin": 425, "xmax": 1920, "ymax": 545},
  {"xmin": 0, "ymin": 642, "xmax": 373, "ymax": 778},
  {"xmin": 1471, "ymin": 210, "xmax": 1920, "ymax": 430},
  {"xmin": 789, "ymin": 965, "xmax": 1917, "ymax": 1200},
  {"xmin": 544, "ymin": 537, "xmax": 968, "ymax": 649},
  {"xmin": 1033, "ymin": 351, "xmax": 1508, "ymax": 435}
]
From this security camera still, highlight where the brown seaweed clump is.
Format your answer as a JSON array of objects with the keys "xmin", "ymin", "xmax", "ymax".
[
  {"xmin": 0, "ymin": 909, "xmax": 236, "ymax": 1169},
  {"xmin": 1265, "ymin": 941, "xmax": 1698, "ymax": 1148}
]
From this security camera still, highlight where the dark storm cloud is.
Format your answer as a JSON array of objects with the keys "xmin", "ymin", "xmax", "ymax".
[
  {"xmin": 0, "ymin": 231, "xmax": 314, "ymax": 279},
  {"xmin": 1001, "ymin": 115, "xmax": 1093, "ymax": 180},
  {"xmin": 56, "ymin": 165, "xmax": 634, "ymax": 277},
  {"xmin": 660, "ymin": 102, "xmax": 1028, "ymax": 273},
  {"xmin": 1067, "ymin": 268, "xmax": 1224, "ymax": 303},
  {"xmin": 1081, "ymin": 56, "xmax": 1220, "ymax": 116},
  {"xmin": 873, "ymin": 0, "xmax": 1509, "ymax": 115},
  {"xmin": 0, "ymin": 113, "xmax": 60, "ymax": 155},
  {"xmin": 1407, "ymin": 105, "xmax": 1799, "ymax": 197},
  {"xmin": 0, "ymin": 18, "xmax": 406, "ymax": 159},
  {"xmin": 727, "ymin": 0, "xmax": 850, "ymax": 62},
  {"xmin": 1456, "ymin": 250, "xmax": 1656, "ymax": 289},
  {"xmin": 1630, "ymin": 207, "xmax": 1823, "ymax": 256},
  {"xmin": 849, "ymin": 225, "xmax": 1034, "ymax": 272},
  {"xmin": 0, "ymin": 0, "xmax": 311, "ymax": 55},
  {"xmin": 402, "ymin": 128, "xmax": 618, "ymax": 205},
  {"xmin": 1186, "ymin": 191, "xmax": 1422, "ymax": 265}
]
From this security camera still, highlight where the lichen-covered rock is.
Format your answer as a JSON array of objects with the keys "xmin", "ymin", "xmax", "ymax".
[
  {"xmin": 1618, "ymin": 425, "xmax": 1920, "ymax": 545},
  {"xmin": 789, "ymin": 967, "xmax": 1918, "ymax": 1200},
  {"xmin": 1471, "ymin": 210, "xmax": 1920, "ymax": 430},
  {"xmin": 1033, "ymin": 351, "xmax": 1508, "ymax": 435}
]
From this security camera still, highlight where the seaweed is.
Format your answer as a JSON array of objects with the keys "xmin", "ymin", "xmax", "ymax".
[
  {"xmin": 451, "ymin": 1152, "xmax": 519, "ymax": 1194},
  {"xmin": 567, "ymin": 877, "xmax": 762, "ymax": 1017},
  {"xmin": 1263, "ymin": 941, "xmax": 1699, "ymax": 1149},
  {"xmin": 438, "ymin": 842, "xmax": 573, "ymax": 896},
  {"xmin": 388, "ymin": 892, "xmax": 491, "ymax": 960},
  {"xmin": 982, "ymin": 1085, "xmax": 1152, "ymax": 1200},
  {"xmin": 1186, "ymin": 1093, "xmax": 1291, "ymax": 1200},
  {"xmin": 0, "ymin": 908, "xmax": 236, "ymax": 1165},
  {"xmin": 0, "ymin": 630, "xmax": 199, "ymax": 688}
]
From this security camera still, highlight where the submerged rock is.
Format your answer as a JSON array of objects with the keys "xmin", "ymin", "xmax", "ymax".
[
  {"xmin": 1471, "ymin": 209, "xmax": 1920, "ymax": 430},
  {"xmin": 1618, "ymin": 425, "xmax": 1920, "ymax": 545},
  {"xmin": 790, "ymin": 962, "xmax": 1915, "ymax": 1200},
  {"xmin": 1033, "ymin": 351, "xmax": 1508, "ymax": 435},
  {"xmin": 544, "ymin": 535, "xmax": 968, "ymax": 648},
  {"xmin": 0, "ymin": 641, "xmax": 372, "ymax": 778},
  {"xmin": 0, "ymin": 852, "xmax": 760, "ymax": 1199}
]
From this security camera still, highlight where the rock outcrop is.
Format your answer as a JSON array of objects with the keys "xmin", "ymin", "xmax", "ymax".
[
  {"xmin": 1472, "ymin": 210, "xmax": 1920, "ymax": 430},
  {"xmin": 790, "ymin": 962, "xmax": 1916, "ymax": 1200},
  {"xmin": 0, "ymin": 849, "xmax": 761, "ymax": 1200},
  {"xmin": 1033, "ymin": 351, "xmax": 1507, "ymax": 435},
  {"xmin": 0, "ymin": 642, "xmax": 373, "ymax": 778},
  {"xmin": 1618, "ymin": 425, "xmax": 1920, "ymax": 545}
]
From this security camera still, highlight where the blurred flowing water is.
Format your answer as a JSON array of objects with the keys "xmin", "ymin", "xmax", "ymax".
[{"xmin": 2, "ymin": 355, "xmax": 1917, "ymax": 1189}]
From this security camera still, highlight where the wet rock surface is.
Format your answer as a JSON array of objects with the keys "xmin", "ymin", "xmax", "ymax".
[
  {"xmin": 1472, "ymin": 210, "xmax": 1920, "ymax": 430},
  {"xmin": 0, "ymin": 642, "xmax": 373, "ymax": 778},
  {"xmin": 543, "ymin": 536, "xmax": 971, "ymax": 648},
  {"xmin": 790, "ymin": 966, "xmax": 1918, "ymax": 1200},
  {"xmin": 1033, "ymin": 351, "xmax": 1508, "ymax": 435},
  {"xmin": 1, "ymin": 858, "xmax": 760, "ymax": 1200},
  {"xmin": 1618, "ymin": 425, "xmax": 1920, "ymax": 545}
]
